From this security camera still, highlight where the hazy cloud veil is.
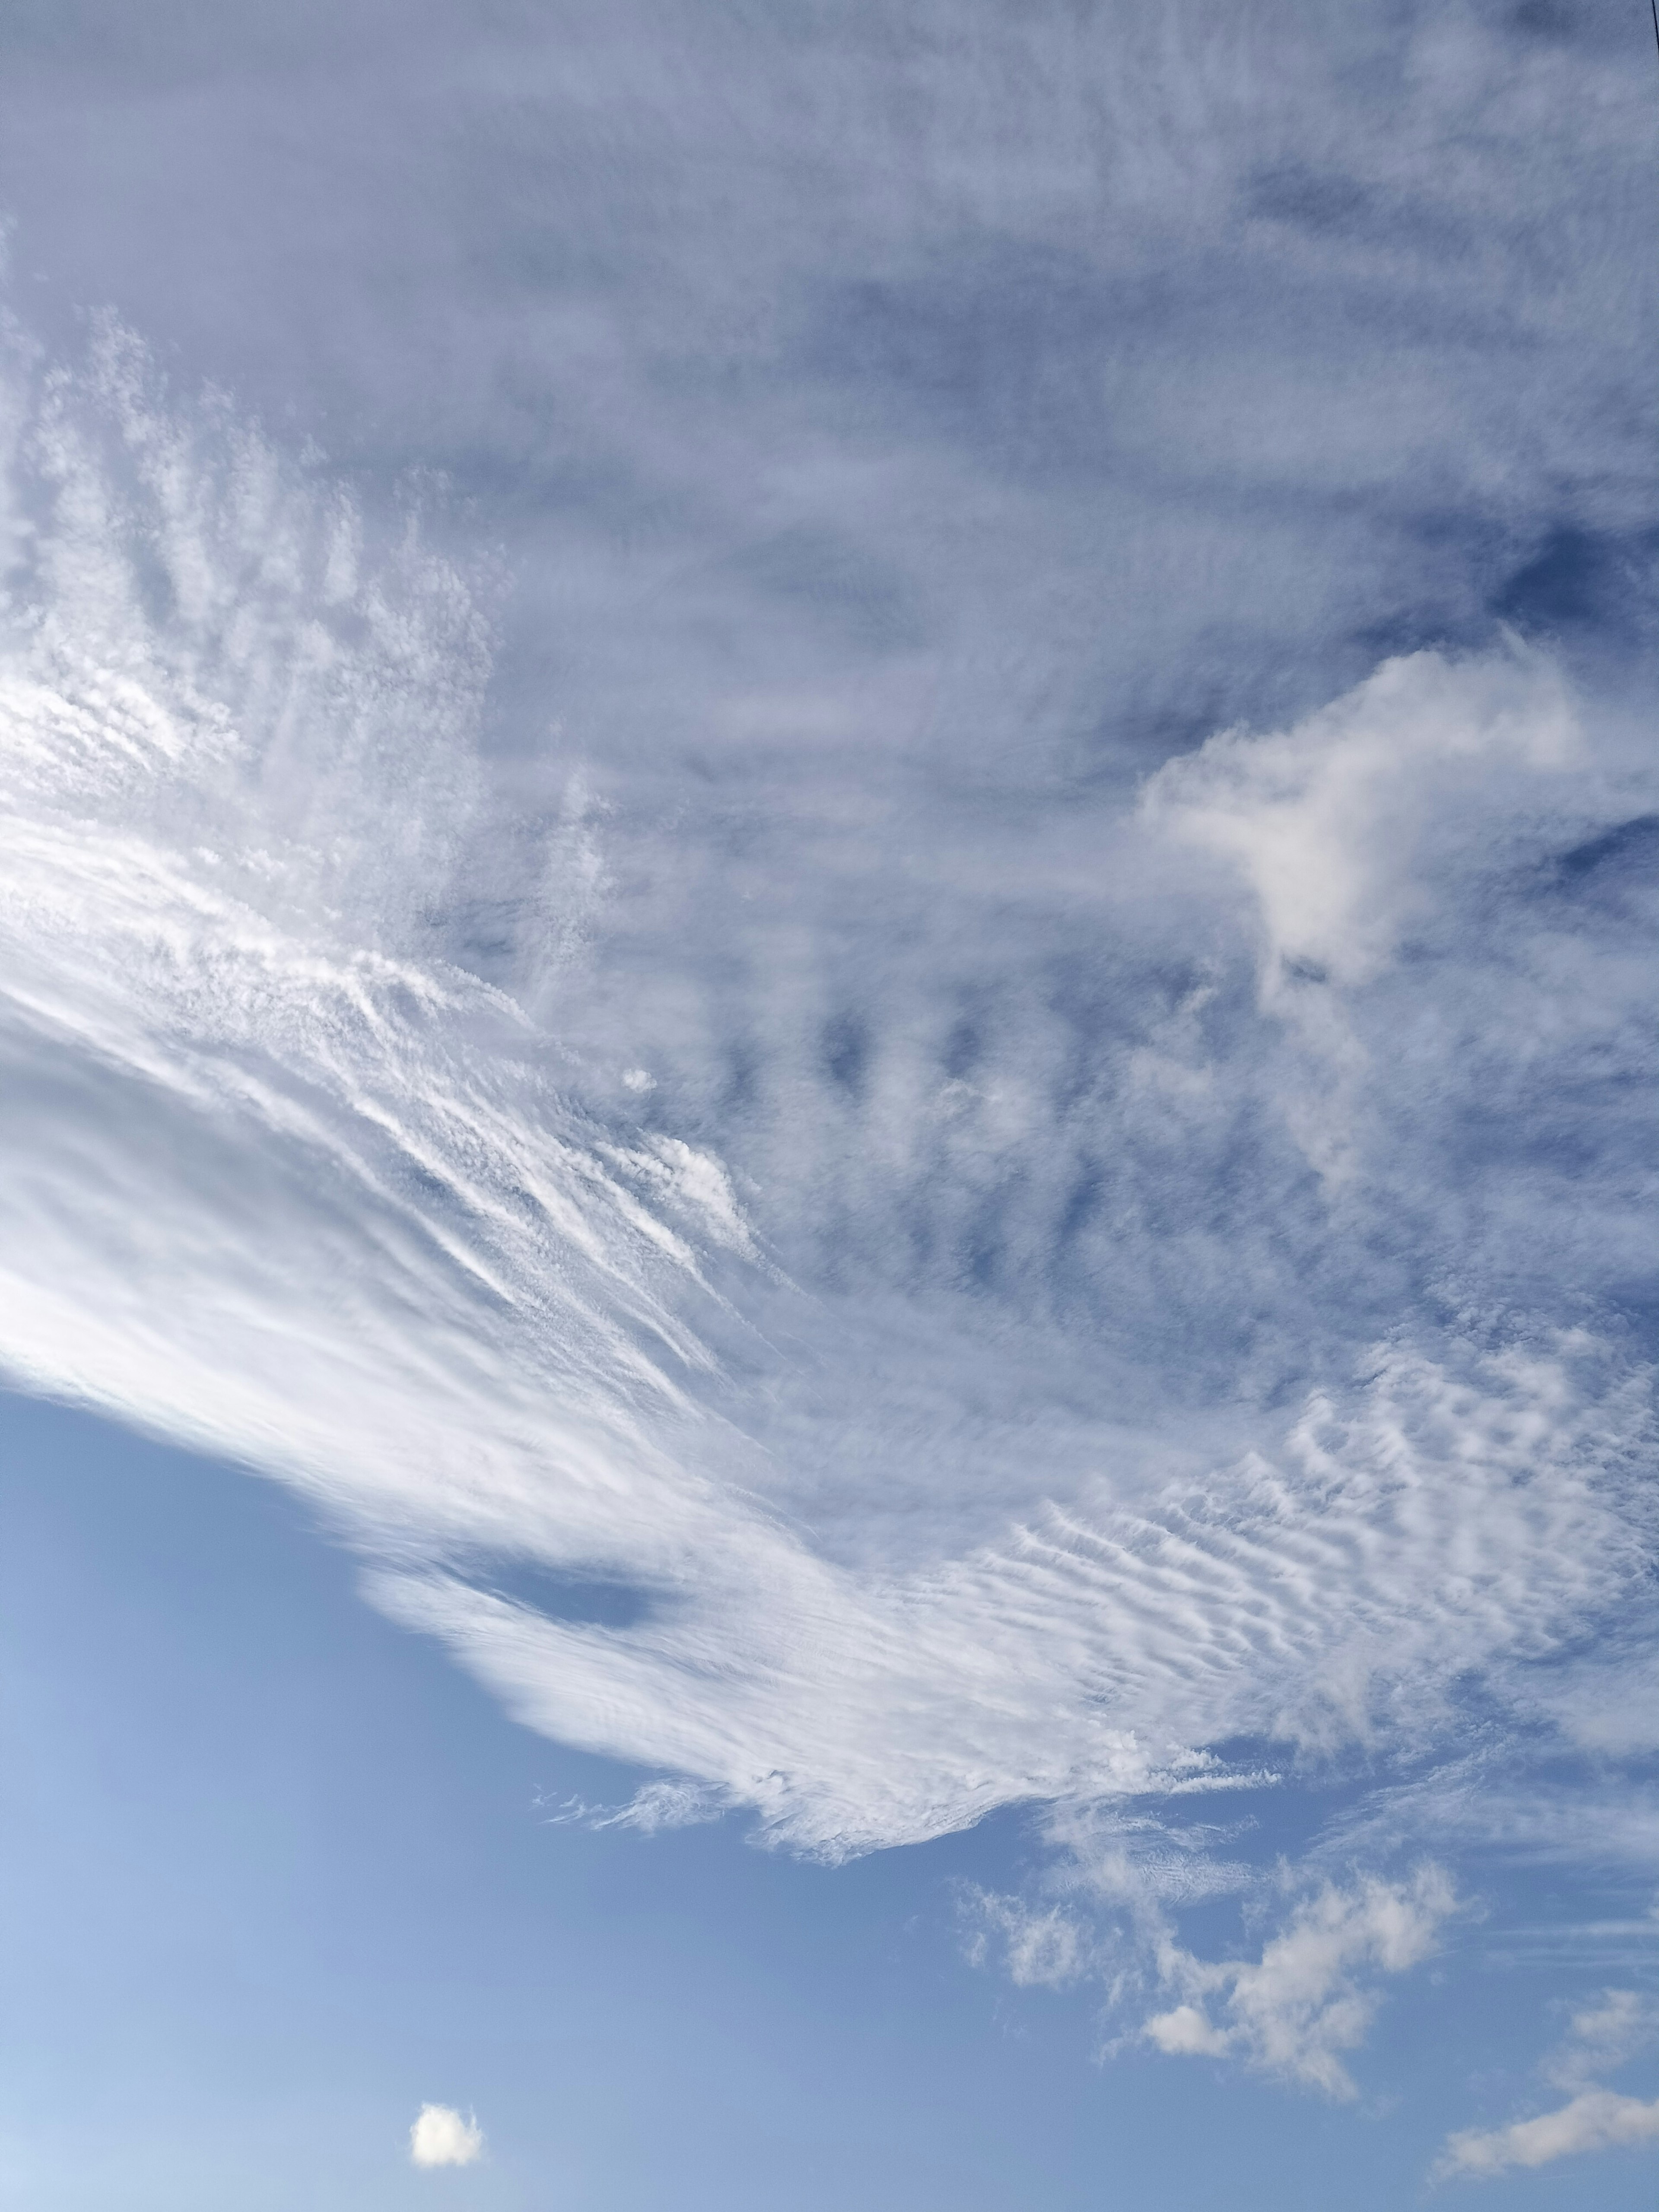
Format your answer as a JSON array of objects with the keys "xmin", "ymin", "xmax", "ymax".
[{"xmin": 0, "ymin": 0, "xmax": 1656, "ymax": 2134}]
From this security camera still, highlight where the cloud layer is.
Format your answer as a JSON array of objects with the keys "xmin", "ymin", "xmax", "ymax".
[
  {"xmin": 0, "ymin": 328, "xmax": 1652, "ymax": 1880},
  {"xmin": 0, "ymin": 0, "xmax": 1656, "ymax": 2136}
]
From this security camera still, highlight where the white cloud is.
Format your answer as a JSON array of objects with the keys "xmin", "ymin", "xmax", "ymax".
[
  {"xmin": 542, "ymin": 1777, "xmax": 727, "ymax": 1836},
  {"xmin": 1434, "ymin": 1986, "xmax": 1659, "ymax": 2181},
  {"xmin": 966, "ymin": 1856, "xmax": 1455, "ymax": 2094},
  {"xmin": 960, "ymin": 1891, "xmax": 1096, "ymax": 1990},
  {"xmin": 1144, "ymin": 643, "xmax": 1578, "ymax": 997},
  {"xmin": 1144, "ymin": 641, "xmax": 1581, "ymax": 1182},
  {"xmin": 1435, "ymin": 2089, "xmax": 1659, "ymax": 2180},
  {"xmin": 409, "ymin": 2105, "xmax": 484, "ymax": 2169},
  {"xmin": 0, "ymin": 324, "xmax": 1652, "ymax": 1906},
  {"xmin": 1545, "ymin": 1989, "xmax": 1658, "ymax": 2094},
  {"xmin": 374, "ymin": 1335, "xmax": 1644, "ymax": 1857},
  {"xmin": 1144, "ymin": 1868, "xmax": 1456, "ymax": 2098},
  {"xmin": 1315, "ymin": 1760, "xmax": 1659, "ymax": 1894}
]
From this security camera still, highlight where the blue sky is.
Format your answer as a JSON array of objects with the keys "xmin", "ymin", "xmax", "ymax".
[
  {"xmin": 5, "ymin": 1389, "xmax": 1654, "ymax": 2212},
  {"xmin": 0, "ymin": 1, "xmax": 1656, "ymax": 2202}
]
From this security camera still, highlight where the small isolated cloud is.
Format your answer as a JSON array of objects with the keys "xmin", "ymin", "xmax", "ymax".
[
  {"xmin": 1435, "ymin": 1989, "xmax": 1659, "ymax": 2180},
  {"xmin": 410, "ymin": 2104, "xmax": 484, "ymax": 2169},
  {"xmin": 1144, "ymin": 1867, "xmax": 1456, "ymax": 2098},
  {"xmin": 1435, "ymin": 2090, "xmax": 1659, "ymax": 2180}
]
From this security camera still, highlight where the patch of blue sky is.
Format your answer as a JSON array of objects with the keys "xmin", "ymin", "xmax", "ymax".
[{"xmin": 5, "ymin": 1391, "xmax": 1656, "ymax": 2212}]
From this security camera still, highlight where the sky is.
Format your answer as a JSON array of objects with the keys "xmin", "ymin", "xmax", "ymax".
[{"xmin": 0, "ymin": 0, "xmax": 1656, "ymax": 2204}]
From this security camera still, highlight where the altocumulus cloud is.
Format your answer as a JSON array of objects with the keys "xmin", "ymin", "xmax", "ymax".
[
  {"xmin": 0, "ymin": 258, "xmax": 1654, "ymax": 2119},
  {"xmin": 410, "ymin": 2105, "xmax": 484, "ymax": 2169}
]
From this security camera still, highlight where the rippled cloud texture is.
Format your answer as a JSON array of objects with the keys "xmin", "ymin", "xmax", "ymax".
[{"xmin": 0, "ymin": 0, "xmax": 1656, "ymax": 2152}]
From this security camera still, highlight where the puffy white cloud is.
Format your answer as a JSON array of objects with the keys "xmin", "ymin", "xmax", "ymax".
[
  {"xmin": 1142, "ymin": 639, "xmax": 1598, "ymax": 1185},
  {"xmin": 1144, "ymin": 643, "xmax": 1579, "ymax": 998},
  {"xmin": 1143, "ymin": 1868, "xmax": 1456, "ymax": 2098},
  {"xmin": 1436, "ymin": 2090, "xmax": 1659, "ymax": 2180},
  {"xmin": 1145, "ymin": 2005, "xmax": 1232, "ymax": 2059},
  {"xmin": 409, "ymin": 2105, "xmax": 484, "ymax": 2169}
]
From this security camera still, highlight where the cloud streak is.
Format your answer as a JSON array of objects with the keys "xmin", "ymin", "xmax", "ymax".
[
  {"xmin": 1436, "ymin": 2089, "xmax": 1659, "ymax": 2180},
  {"xmin": 1434, "ymin": 1988, "xmax": 1659, "ymax": 2180}
]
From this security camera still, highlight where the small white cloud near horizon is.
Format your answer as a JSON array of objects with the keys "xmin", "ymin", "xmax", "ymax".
[{"xmin": 410, "ymin": 2104, "xmax": 484, "ymax": 2169}]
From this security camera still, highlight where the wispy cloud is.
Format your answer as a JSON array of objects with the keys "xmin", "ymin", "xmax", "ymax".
[
  {"xmin": 540, "ymin": 1778, "xmax": 728, "ymax": 1836},
  {"xmin": 1545, "ymin": 1990, "xmax": 1659, "ymax": 2094}
]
